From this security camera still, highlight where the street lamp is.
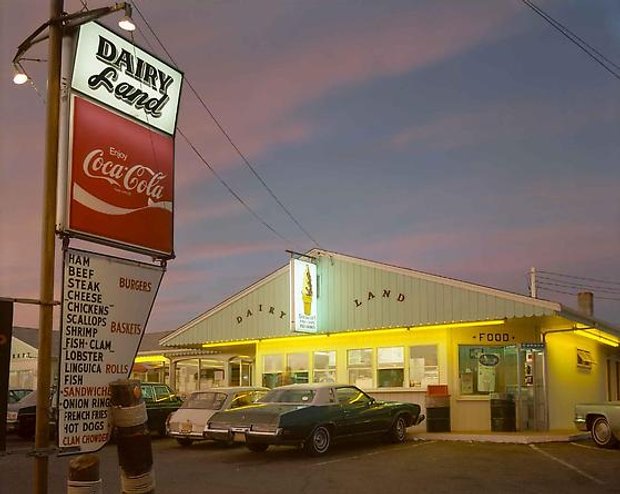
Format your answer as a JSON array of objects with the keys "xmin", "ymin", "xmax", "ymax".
[
  {"xmin": 11, "ymin": 3, "xmax": 135, "ymax": 493},
  {"xmin": 12, "ymin": 2, "xmax": 136, "ymax": 85},
  {"xmin": 12, "ymin": 63, "xmax": 28, "ymax": 85}
]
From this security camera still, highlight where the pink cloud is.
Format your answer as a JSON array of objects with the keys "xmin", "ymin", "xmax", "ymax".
[{"xmin": 169, "ymin": 2, "xmax": 519, "ymax": 172}]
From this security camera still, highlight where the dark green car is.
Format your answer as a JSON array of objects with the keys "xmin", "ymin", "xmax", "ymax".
[
  {"xmin": 140, "ymin": 382, "xmax": 183, "ymax": 436},
  {"xmin": 206, "ymin": 383, "xmax": 425, "ymax": 456}
]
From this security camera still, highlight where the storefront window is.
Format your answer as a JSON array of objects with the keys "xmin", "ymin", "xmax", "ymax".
[
  {"xmin": 409, "ymin": 345, "xmax": 439, "ymax": 390},
  {"xmin": 286, "ymin": 353, "xmax": 309, "ymax": 384},
  {"xmin": 458, "ymin": 346, "xmax": 508, "ymax": 396},
  {"xmin": 313, "ymin": 350, "xmax": 336, "ymax": 383},
  {"xmin": 348, "ymin": 349, "xmax": 373, "ymax": 388},
  {"xmin": 377, "ymin": 347, "xmax": 404, "ymax": 387},
  {"xmin": 262, "ymin": 354, "xmax": 283, "ymax": 388}
]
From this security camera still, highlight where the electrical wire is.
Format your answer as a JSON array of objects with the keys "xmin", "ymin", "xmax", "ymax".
[
  {"xmin": 132, "ymin": 1, "xmax": 322, "ymax": 249},
  {"xmin": 122, "ymin": 5, "xmax": 294, "ymax": 246},
  {"xmin": 537, "ymin": 270, "xmax": 620, "ymax": 287},
  {"xmin": 521, "ymin": 0, "xmax": 620, "ymax": 81},
  {"xmin": 538, "ymin": 285, "xmax": 620, "ymax": 302},
  {"xmin": 75, "ymin": 1, "xmax": 294, "ymax": 246},
  {"xmin": 537, "ymin": 281, "xmax": 620, "ymax": 296},
  {"xmin": 177, "ymin": 128, "xmax": 292, "ymax": 244}
]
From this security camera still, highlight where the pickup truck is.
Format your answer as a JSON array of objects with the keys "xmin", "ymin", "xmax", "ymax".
[{"xmin": 574, "ymin": 401, "xmax": 620, "ymax": 448}]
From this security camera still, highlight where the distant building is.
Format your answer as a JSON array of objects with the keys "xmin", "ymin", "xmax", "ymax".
[{"xmin": 9, "ymin": 327, "xmax": 60, "ymax": 389}]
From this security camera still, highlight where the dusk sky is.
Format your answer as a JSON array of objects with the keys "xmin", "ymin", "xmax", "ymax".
[{"xmin": 1, "ymin": 0, "xmax": 619, "ymax": 334}]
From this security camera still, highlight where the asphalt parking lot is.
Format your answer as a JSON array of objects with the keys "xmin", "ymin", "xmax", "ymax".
[{"xmin": 2, "ymin": 434, "xmax": 619, "ymax": 493}]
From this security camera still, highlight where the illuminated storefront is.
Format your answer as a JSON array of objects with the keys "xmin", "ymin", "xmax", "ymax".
[{"xmin": 160, "ymin": 250, "xmax": 620, "ymax": 432}]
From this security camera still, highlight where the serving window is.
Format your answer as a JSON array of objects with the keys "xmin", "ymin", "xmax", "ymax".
[
  {"xmin": 458, "ymin": 345, "xmax": 508, "ymax": 396},
  {"xmin": 409, "ymin": 345, "xmax": 439, "ymax": 390},
  {"xmin": 262, "ymin": 354, "xmax": 283, "ymax": 388},
  {"xmin": 348, "ymin": 348, "xmax": 373, "ymax": 389},
  {"xmin": 313, "ymin": 350, "xmax": 336, "ymax": 383},
  {"xmin": 286, "ymin": 353, "xmax": 309, "ymax": 383},
  {"xmin": 377, "ymin": 347, "xmax": 404, "ymax": 388}
]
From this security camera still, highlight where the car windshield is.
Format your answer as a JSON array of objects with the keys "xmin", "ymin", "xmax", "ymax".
[
  {"xmin": 259, "ymin": 388, "xmax": 316, "ymax": 404},
  {"xmin": 15, "ymin": 390, "xmax": 38, "ymax": 407},
  {"xmin": 181, "ymin": 392, "xmax": 227, "ymax": 410}
]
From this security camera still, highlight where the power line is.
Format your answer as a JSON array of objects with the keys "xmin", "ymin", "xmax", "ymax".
[
  {"xmin": 537, "ymin": 279, "xmax": 620, "ymax": 296},
  {"xmin": 521, "ymin": 0, "xmax": 620, "ymax": 81},
  {"xmin": 177, "ymin": 128, "xmax": 292, "ymax": 244},
  {"xmin": 132, "ymin": 1, "xmax": 322, "ymax": 249},
  {"xmin": 537, "ymin": 270, "xmax": 620, "ymax": 287},
  {"xmin": 95, "ymin": 5, "xmax": 293, "ymax": 245},
  {"xmin": 538, "ymin": 285, "xmax": 620, "ymax": 302}
]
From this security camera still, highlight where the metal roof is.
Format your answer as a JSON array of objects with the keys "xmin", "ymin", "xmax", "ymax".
[{"xmin": 161, "ymin": 249, "xmax": 618, "ymax": 347}]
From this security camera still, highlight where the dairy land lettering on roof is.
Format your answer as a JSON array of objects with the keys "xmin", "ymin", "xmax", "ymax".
[{"xmin": 72, "ymin": 22, "xmax": 183, "ymax": 135}]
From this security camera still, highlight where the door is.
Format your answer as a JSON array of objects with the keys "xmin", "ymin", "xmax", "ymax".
[
  {"xmin": 229, "ymin": 358, "xmax": 253, "ymax": 386},
  {"xmin": 517, "ymin": 344, "xmax": 547, "ymax": 431}
]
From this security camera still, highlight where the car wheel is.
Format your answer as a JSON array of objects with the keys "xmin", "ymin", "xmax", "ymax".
[
  {"xmin": 304, "ymin": 425, "xmax": 331, "ymax": 457},
  {"xmin": 388, "ymin": 414, "xmax": 408, "ymax": 443},
  {"xmin": 246, "ymin": 442, "xmax": 269, "ymax": 453},
  {"xmin": 591, "ymin": 416, "xmax": 619, "ymax": 449},
  {"xmin": 176, "ymin": 438, "xmax": 193, "ymax": 447}
]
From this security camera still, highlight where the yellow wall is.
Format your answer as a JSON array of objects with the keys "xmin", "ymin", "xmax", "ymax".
[
  {"xmin": 244, "ymin": 317, "xmax": 618, "ymax": 432},
  {"xmin": 545, "ymin": 331, "xmax": 612, "ymax": 429}
]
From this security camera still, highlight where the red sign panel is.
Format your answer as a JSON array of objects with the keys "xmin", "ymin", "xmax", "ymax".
[{"xmin": 67, "ymin": 96, "xmax": 174, "ymax": 257}]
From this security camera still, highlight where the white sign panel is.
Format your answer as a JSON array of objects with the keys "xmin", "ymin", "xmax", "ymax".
[
  {"xmin": 58, "ymin": 248, "xmax": 164, "ymax": 455},
  {"xmin": 72, "ymin": 22, "xmax": 183, "ymax": 135},
  {"xmin": 291, "ymin": 259, "xmax": 318, "ymax": 333}
]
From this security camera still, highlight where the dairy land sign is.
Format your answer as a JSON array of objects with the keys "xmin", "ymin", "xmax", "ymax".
[
  {"xmin": 58, "ymin": 248, "xmax": 164, "ymax": 455},
  {"xmin": 72, "ymin": 22, "xmax": 182, "ymax": 135}
]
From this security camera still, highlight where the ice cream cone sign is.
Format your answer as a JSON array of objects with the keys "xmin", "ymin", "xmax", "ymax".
[{"xmin": 302, "ymin": 265, "xmax": 313, "ymax": 316}]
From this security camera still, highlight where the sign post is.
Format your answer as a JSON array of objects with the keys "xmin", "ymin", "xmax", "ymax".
[{"xmin": 0, "ymin": 299, "xmax": 14, "ymax": 453}]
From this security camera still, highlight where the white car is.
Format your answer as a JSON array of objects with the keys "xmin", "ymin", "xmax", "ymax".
[{"xmin": 166, "ymin": 386, "xmax": 269, "ymax": 447}]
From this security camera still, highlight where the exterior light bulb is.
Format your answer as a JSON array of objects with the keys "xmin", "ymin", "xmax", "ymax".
[
  {"xmin": 118, "ymin": 5, "xmax": 136, "ymax": 32},
  {"xmin": 13, "ymin": 65, "xmax": 28, "ymax": 85},
  {"xmin": 118, "ymin": 15, "xmax": 136, "ymax": 31}
]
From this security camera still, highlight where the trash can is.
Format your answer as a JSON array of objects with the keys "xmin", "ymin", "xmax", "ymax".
[
  {"xmin": 425, "ymin": 385, "xmax": 451, "ymax": 432},
  {"xmin": 490, "ymin": 394, "xmax": 516, "ymax": 432}
]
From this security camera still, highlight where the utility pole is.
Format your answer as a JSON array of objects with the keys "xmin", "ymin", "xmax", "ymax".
[
  {"xmin": 529, "ymin": 266, "xmax": 537, "ymax": 298},
  {"xmin": 34, "ymin": 1, "xmax": 63, "ymax": 492}
]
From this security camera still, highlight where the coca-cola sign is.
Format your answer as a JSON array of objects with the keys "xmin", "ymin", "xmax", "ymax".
[
  {"xmin": 72, "ymin": 22, "xmax": 183, "ymax": 135},
  {"xmin": 64, "ymin": 96, "xmax": 174, "ymax": 257}
]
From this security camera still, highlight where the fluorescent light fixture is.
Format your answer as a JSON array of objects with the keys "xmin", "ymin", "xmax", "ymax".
[
  {"xmin": 575, "ymin": 330, "xmax": 619, "ymax": 348},
  {"xmin": 118, "ymin": 4, "xmax": 136, "ymax": 31},
  {"xmin": 134, "ymin": 354, "xmax": 169, "ymax": 363},
  {"xmin": 13, "ymin": 64, "xmax": 28, "ymax": 85}
]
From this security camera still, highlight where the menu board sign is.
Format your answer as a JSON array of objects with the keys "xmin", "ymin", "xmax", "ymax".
[{"xmin": 58, "ymin": 248, "xmax": 164, "ymax": 456}]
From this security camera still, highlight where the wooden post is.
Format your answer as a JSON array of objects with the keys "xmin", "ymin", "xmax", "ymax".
[
  {"xmin": 110, "ymin": 380, "xmax": 155, "ymax": 494},
  {"xmin": 67, "ymin": 454, "xmax": 101, "ymax": 493}
]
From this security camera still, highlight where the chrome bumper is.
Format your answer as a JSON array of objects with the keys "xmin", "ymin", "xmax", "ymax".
[
  {"xmin": 574, "ymin": 416, "xmax": 588, "ymax": 432},
  {"xmin": 206, "ymin": 426, "xmax": 282, "ymax": 442},
  {"xmin": 168, "ymin": 430, "xmax": 205, "ymax": 440}
]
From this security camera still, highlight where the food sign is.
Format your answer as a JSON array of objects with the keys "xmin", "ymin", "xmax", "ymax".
[{"xmin": 58, "ymin": 248, "xmax": 164, "ymax": 455}]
